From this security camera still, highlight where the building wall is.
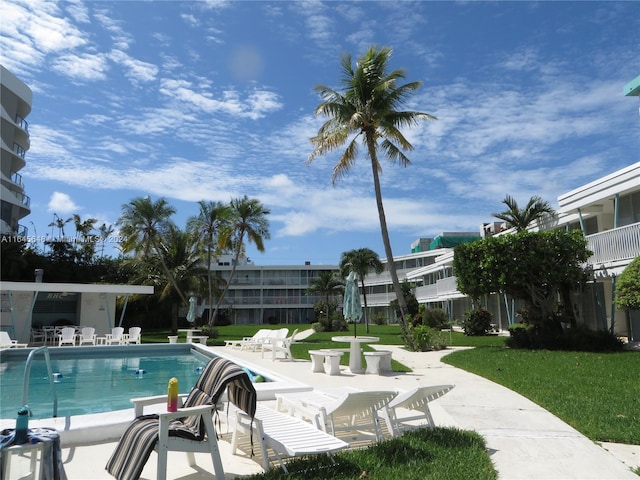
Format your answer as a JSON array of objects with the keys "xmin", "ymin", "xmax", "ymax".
[{"xmin": 1, "ymin": 65, "xmax": 32, "ymax": 236}]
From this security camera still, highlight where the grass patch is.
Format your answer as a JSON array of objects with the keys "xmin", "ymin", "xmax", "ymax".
[
  {"xmin": 442, "ymin": 347, "xmax": 640, "ymax": 445},
  {"xmin": 246, "ymin": 427, "xmax": 497, "ymax": 480}
]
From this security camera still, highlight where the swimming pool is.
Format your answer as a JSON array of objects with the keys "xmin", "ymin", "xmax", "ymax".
[{"xmin": 0, "ymin": 345, "xmax": 267, "ymax": 420}]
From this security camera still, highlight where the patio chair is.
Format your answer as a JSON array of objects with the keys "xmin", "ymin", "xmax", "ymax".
[
  {"xmin": 104, "ymin": 327, "xmax": 125, "ymax": 345},
  {"xmin": 317, "ymin": 390, "xmax": 397, "ymax": 443},
  {"xmin": 124, "ymin": 326, "xmax": 142, "ymax": 345},
  {"xmin": 231, "ymin": 402, "xmax": 349, "ymax": 472},
  {"xmin": 224, "ymin": 328, "xmax": 271, "ymax": 349},
  {"xmin": 0, "ymin": 331, "xmax": 28, "ymax": 349},
  {"xmin": 106, "ymin": 356, "xmax": 256, "ymax": 480},
  {"xmin": 379, "ymin": 385, "xmax": 455, "ymax": 437},
  {"xmin": 78, "ymin": 327, "xmax": 97, "ymax": 345},
  {"xmin": 261, "ymin": 328, "xmax": 299, "ymax": 360},
  {"xmin": 58, "ymin": 327, "xmax": 77, "ymax": 346},
  {"xmin": 30, "ymin": 327, "xmax": 46, "ymax": 344}
]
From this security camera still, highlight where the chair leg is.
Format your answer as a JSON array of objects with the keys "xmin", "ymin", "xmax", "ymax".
[{"xmin": 202, "ymin": 414, "xmax": 225, "ymax": 479}]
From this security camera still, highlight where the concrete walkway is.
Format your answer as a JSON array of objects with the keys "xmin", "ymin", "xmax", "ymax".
[{"xmin": 17, "ymin": 344, "xmax": 639, "ymax": 479}]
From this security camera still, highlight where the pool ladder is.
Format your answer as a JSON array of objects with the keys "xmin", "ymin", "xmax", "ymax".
[{"xmin": 22, "ymin": 346, "xmax": 58, "ymax": 418}]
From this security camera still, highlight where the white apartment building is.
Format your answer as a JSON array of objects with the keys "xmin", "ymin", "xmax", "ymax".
[
  {"xmin": 1, "ymin": 65, "xmax": 32, "ymax": 237},
  {"xmin": 201, "ymin": 260, "xmax": 340, "ymax": 325}
]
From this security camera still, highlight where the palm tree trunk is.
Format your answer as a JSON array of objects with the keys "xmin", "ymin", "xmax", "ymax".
[
  {"xmin": 367, "ymin": 136, "xmax": 408, "ymax": 324},
  {"xmin": 210, "ymin": 233, "xmax": 244, "ymax": 326}
]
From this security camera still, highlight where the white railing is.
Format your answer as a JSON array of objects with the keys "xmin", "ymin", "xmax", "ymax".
[
  {"xmin": 437, "ymin": 276, "xmax": 458, "ymax": 295},
  {"xmin": 586, "ymin": 222, "xmax": 640, "ymax": 265}
]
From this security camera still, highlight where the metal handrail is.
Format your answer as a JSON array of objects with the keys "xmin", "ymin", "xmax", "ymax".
[{"xmin": 22, "ymin": 346, "xmax": 58, "ymax": 418}]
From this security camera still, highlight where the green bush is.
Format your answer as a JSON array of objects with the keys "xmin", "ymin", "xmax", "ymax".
[
  {"xmin": 406, "ymin": 324, "xmax": 448, "ymax": 351},
  {"xmin": 463, "ymin": 308, "xmax": 493, "ymax": 336},
  {"xmin": 506, "ymin": 325, "xmax": 624, "ymax": 352},
  {"xmin": 373, "ymin": 312, "xmax": 387, "ymax": 325},
  {"xmin": 423, "ymin": 308, "xmax": 450, "ymax": 330},
  {"xmin": 199, "ymin": 325, "xmax": 218, "ymax": 339}
]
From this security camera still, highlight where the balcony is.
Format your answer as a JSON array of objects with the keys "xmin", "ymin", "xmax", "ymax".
[
  {"xmin": 586, "ymin": 222, "xmax": 640, "ymax": 266},
  {"xmin": 13, "ymin": 143, "xmax": 25, "ymax": 159},
  {"xmin": 15, "ymin": 115, "xmax": 29, "ymax": 133},
  {"xmin": 10, "ymin": 171, "xmax": 24, "ymax": 189}
]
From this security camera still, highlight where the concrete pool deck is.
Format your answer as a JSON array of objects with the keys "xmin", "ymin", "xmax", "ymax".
[{"xmin": 6, "ymin": 344, "xmax": 639, "ymax": 479}]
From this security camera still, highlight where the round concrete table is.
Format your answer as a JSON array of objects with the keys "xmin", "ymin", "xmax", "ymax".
[{"xmin": 331, "ymin": 336, "xmax": 379, "ymax": 374}]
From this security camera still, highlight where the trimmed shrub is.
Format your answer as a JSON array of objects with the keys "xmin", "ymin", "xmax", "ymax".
[
  {"xmin": 506, "ymin": 325, "xmax": 624, "ymax": 352},
  {"xmin": 423, "ymin": 308, "xmax": 450, "ymax": 330},
  {"xmin": 406, "ymin": 324, "xmax": 448, "ymax": 351},
  {"xmin": 463, "ymin": 308, "xmax": 493, "ymax": 336}
]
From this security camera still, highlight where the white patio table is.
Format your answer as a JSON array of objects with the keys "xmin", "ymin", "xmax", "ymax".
[{"xmin": 331, "ymin": 336, "xmax": 379, "ymax": 374}]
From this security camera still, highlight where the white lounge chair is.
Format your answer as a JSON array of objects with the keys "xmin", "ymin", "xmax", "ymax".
[
  {"xmin": 261, "ymin": 328, "xmax": 298, "ymax": 360},
  {"xmin": 231, "ymin": 403, "xmax": 349, "ymax": 472},
  {"xmin": 0, "ymin": 331, "xmax": 28, "ymax": 349},
  {"xmin": 58, "ymin": 327, "xmax": 77, "ymax": 346},
  {"xmin": 243, "ymin": 328, "xmax": 288, "ymax": 352},
  {"xmin": 78, "ymin": 327, "xmax": 97, "ymax": 345},
  {"xmin": 124, "ymin": 326, "xmax": 141, "ymax": 344},
  {"xmin": 224, "ymin": 328, "xmax": 271, "ymax": 349},
  {"xmin": 104, "ymin": 327, "xmax": 125, "ymax": 345},
  {"xmin": 380, "ymin": 385, "xmax": 455, "ymax": 437},
  {"xmin": 317, "ymin": 390, "xmax": 397, "ymax": 442}
]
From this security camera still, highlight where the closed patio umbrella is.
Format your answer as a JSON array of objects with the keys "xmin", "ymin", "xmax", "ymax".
[
  {"xmin": 187, "ymin": 296, "xmax": 197, "ymax": 323},
  {"xmin": 343, "ymin": 271, "xmax": 363, "ymax": 337}
]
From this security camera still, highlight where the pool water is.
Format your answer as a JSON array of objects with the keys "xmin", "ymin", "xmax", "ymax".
[{"xmin": 0, "ymin": 349, "xmax": 213, "ymax": 419}]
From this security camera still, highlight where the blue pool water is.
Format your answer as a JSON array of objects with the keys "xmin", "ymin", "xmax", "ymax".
[{"xmin": 0, "ymin": 345, "xmax": 265, "ymax": 420}]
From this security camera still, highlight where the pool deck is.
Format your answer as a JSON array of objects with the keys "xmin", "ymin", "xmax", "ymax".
[{"xmin": 4, "ymin": 343, "xmax": 639, "ymax": 479}]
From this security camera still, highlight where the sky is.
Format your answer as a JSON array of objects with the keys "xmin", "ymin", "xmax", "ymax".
[{"xmin": 1, "ymin": 0, "xmax": 638, "ymax": 266}]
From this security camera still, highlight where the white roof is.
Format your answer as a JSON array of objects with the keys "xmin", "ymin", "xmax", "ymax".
[{"xmin": 0, "ymin": 281, "xmax": 153, "ymax": 295}]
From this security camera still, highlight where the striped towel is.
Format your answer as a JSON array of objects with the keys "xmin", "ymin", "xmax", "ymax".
[{"xmin": 106, "ymin": 356, "xmax": 256, "ymax": 480}]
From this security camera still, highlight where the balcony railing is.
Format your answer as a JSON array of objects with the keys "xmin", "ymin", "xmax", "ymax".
[
  {"xmin": 10, "ymin": 171, "xmax": 24, "ymax": 189},
  {"xmin": 15, "ymin": 115, "xmax": 29, "ymax": 132},
  {"xmin": 586, "ymin": 222, "xmax": 640, "ymax": 266},
  {"xmin": 13, "ymin": 143, "xmax": 25, "ymax": 159}
]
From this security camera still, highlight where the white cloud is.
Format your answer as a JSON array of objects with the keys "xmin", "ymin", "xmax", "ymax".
[{"xmin": 48, "ymin": 192, "xmax": 80, "ymax": 214}]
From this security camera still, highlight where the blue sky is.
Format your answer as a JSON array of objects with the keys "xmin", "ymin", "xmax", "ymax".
[{"xmin": 2, "ymin": 0, "xmax": 638, "ymax": 266}]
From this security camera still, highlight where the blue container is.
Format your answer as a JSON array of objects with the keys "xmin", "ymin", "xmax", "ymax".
[{"xmin": 15, "ymin": 406, "xmax": 29, "ymax": 444}]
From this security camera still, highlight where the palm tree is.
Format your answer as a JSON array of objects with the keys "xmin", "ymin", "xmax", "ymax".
[
  {"xmin": 187, "ymin": 200, "xmax": 231, "ymax": 324},
  {"xmin": 339, "ymin": 248, "xmax": 384, "ymax": 333},
  {"xmin": 493, "ymin": 195, "xmax": 555, "ymax": 232},
  {"xmin": 118, "ymin": 196, "xmax": 189, "ymax": 307},
  {"xmin": 307, "ymin": 271, "xmax": 344, "ymax": 328},
  {"xmin": 72, "ymin": 213, "xmax": 98, "ymax": 263},
  {"xmin": 129, "ymin": 226, "xmax": 205, "ymax": 334},
  {"xmin": 48, "ymin": 213, "xmax": 72, "ymax": 239},
  {"xmin": 98, "ymin": 223, "xmax": 115, "ymax": 257},
  {"xmin": 209, "ymin": 195, "xmax": 270, "ymax": 326},
  {"xmin": 308, "ymin": 45, "xmax": 436, "ymax": 324}
]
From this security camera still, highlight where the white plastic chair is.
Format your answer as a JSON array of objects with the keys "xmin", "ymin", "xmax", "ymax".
[
  {"xmin": 0, "ymin": 331, "xmax": 28, "ymax": 349},
  {"xmin": 124, "ymin": 326, "xmax": 141, "ymax": 344},
  {"xmin": 78, "ymin": 327, "xmax": 97, "ymax": 345},
  {"xmin": 58, "ymin": 327, "xmax": 77, "ymax": 346},
  {"xmin": 262, "ymin": 328, "xmax": 298, "ymax": 360},
  {"xmin": 379, "ymin": 385, "xmax": 455, "ymax": 437},
  {"xmin": 104, "ymin": 327, "xmax": 125, "ymax": 345}
]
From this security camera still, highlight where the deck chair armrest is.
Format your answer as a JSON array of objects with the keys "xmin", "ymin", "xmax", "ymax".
[
  {"xmin": 157, "ymin": 404, "xmax": 216, "ymax": 421},
  {"xmin": 132, "ymin": 394, "xmax": 189, "ymax": 417}
]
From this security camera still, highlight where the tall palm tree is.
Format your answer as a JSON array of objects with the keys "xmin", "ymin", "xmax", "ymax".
[
  {"xmin": 72, "ymin": 213, "xmax": 98, "ymax": 263},
  {"xmin": 210, "ymin": 195, "xmax": 270, "ymax": 326},
  {"xmin": 48, "ymin": 213, "xmax": 72, "ymax": 239},
  {"xmin": 493, "ymin": 195, "xmax": 555, "ymax": 232},
  {"xmin": 339, "ymin": 248, "xmax": 384, "ymax": 333},
  {"xmin": 187, "ymin": 200, "xmax": 231, "ymax": 324},
  {"xmin": 118, "ymin": 196, "xmax": 189, "ymax": 306},
  {"xmin": 307, "ymin": 271, "xmax": 344, "ymax": 327},
  {"xmin": 129, "ymin": 226, "xmax": 205, "ymax": 333},
  {"xmin": 98, "ymin": 223, "xmax": 115, "ymax": 257},
  {"xmin": 308, "ymin": 45, "xmax": 436, "ymax": 324}
]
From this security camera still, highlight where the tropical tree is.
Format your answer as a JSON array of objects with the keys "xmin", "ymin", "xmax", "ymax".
[
  {"xmin": 118, "ymin": 196, "xmax": 189, "ymax": 307},
  {"xmin": 48, "ymin": 213, "xmax": 72, "ymax": 239},
  {"xmin": 307, "ymin": 271, "xmax": 345, "ymax": 329},
  {"xmin": 492, "ymin": 194, "xmax": 555, "ymax": 232},
  {"xmin": 128, "ymin": 226, "xmax": 205, "ymax": 333},
  {"xmin": 209, "ymin": 195, "xmax": 270, "ymax": 325},
  {"xmin": 339, "ymin": 247, "xmax": 384, "ymax": 333},
  {"xmin": 98, "ymin": 223, "xmax": 115, "ymax": 258},
  {"xmin": 72, "ymin": 213, "xmax": 98, "ymax": 263},
  {"xmin": 187, "ymin": 200, "xmax": 231, "ymax": 324},
  {"xmin": 614, "ymin": 256, "xmax": 640, "ymax": 311},
  {"xmin": 307, "ymin": 45, "xmax": 436, "ymax": 324}
]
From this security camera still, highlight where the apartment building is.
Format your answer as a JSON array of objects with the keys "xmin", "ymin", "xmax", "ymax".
[
  {"xmin": 202, "ymin": 260, "xmax": 340, "ymax": 325},
  {"xmin": 1, "ymin": 65, "xmax": 32, "ymax": 237}
]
